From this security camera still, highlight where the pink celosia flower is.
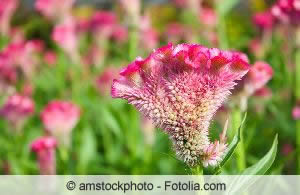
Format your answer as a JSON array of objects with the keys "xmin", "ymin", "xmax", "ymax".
[
  {"xmin": 254, "ymin": 87, "xmax": 272, "ymax": 99},
  {"xmin": 44, "ymin": 51, "xmax": 57, "ymax": 65},
  {"xmin": 292, "ymin": 106, "xmax": 300, "ymax": 120},
  {"xmin": 281, "ymin": 143, "xmax": 294, "ymax": 156},
  {"xmin": 41, "ymin": 100, "xmax": 80, "ymax": 146},
  {"xmin": 253, "ymin": 87, "xmax": 273, "ymax": 114},
  {"xmin": 0, "ymin": 52, "xmax": 16, "ymax": 94},
  {"xmin": 271, "ymin": 0, "xmax": 300, "ymax": 25},
  {"xmin": 140, "ymin": 15, "xmax": 159, "ymax": 51},
  {"xmin": 31, "ymin": 136, "xmax": 57, "ymax": 175},
  {"xmin": 27, "ymin": 39, "xmax": 44, "ymax": 53},
  {"xmin": 112, "ymin": 25, "xmax": 128, "ymax": 44},
  {"xmin": 232, "ymin": 61, "xmax": 273, "ymax": 111},
  {"xmin": 35, "ymin": 0, "xmax": 74, "ymax": 20},
  {"xmin": 96, "ymin": 67, "xmax": 120, "ymax": 96},
  {"xmin": 3, "ymin": 40, "xmax": 42, "ymax": 78},
  {"xmin": 0, "ymin": 52, "xmax": 17, "ymax": 84},
  {"xmin": 76, "ymin": 17, "xmax": 90, "ymax": 34},
  {"xmin": 0, "ymin": 94, "xmax": 34, "ymax": 131},
  {"xmin": 0, "ymin": 0, "xmax": 18, "ymax": 36},
  {"xmin": 9, "ymin": 27, "xmax": 25, "ymax": 42},
  {"xmin": 244, "ymin": 61, "xmax": 273, "ymax": 96},
  {"xmin": 119, "ymin": 0, "xmax": 140, "ymax": 24},
  {"xmin": 199, "ymin": 8, "xmax": 217, "ymax": 28},
  {"xmin": 83, "ymin": 44, "xmax": 105, "ymax": 67},
  {"xmin": 111, "ymin": 43, "xmax": 250, "ymax": 166},
  {"xmin": 90, "ymin": 11, "xmax": 117, "ymax": 38},
  {"xmin": 165, "ymin": 23, "xmax": 186, "ymax": 43},
  {"xmin": 249, "ymin": 38, "xmax": 265, "ymax": 59},
  {"xmin": 141, "ymin": 28, "xmax": 159, "ymax": 51},
  {"xmin": 253, "ymin": 10, "xmax": 275, "ymax": 30},
  {"xmin": 172, "ymin": 0, "xmax": 188, "ymax": 8},
  {"xmin": 21, "ymin": 82, "xmax": 34, "ymax": 97},
  {"xmin": 52, "ymin": 17, "xmax": 78, "ymax": 62}
]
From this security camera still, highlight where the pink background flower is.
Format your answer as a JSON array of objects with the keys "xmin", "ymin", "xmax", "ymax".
[{"xmin": 31, "ymin": 136, "xmax": 57, "ymax": 175}]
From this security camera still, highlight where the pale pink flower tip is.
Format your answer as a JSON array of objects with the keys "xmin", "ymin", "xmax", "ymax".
[
  {"xmin": 254, "ymin": 87, "xmax": 272, "ymax": 99},
  {"xmin": 112, "ymin": 25, "xmax": 128, "ymax": 43},
  {"xmin": 0, "ymin": 52, "xmax": 17, "ymax": 83},
  {"xmin": 292, "ymin": 106, "xmax": 300, "ymax": 120},
  {"xmin": 31, "ymin": 137, "xmax": 57, "ymax": 153},
  {"xmin": 166, "ymin": 23, "xmax": 185, "ymax": 37},
  {"xmin": 200, "ymin": 8, "xmax": 217, "ymax": 27},
  {"xmin": 35, "ymin": 0, "xmax": 74, "ymax": 20},
  {"xmin": 44, "ymin": 51, "xmax": 57, "ymax": 65},
  {"xmin": 41, "ymin": 100, "xmax": 80, "ymax": 134},
  {"xmin": 281, "ymin": 143, "xmax": 294, "ymax": 155},
  {"xmin": 111, "ymin": 43, "xmax": 250, "ymax": 166},
  {"xmin": 0, "ymin": 94, "xmax": 35, "ymax": 122},
  {"xmin": 96, "ymin": 67, "xmax": 120, "ymax": 96},
  {"xmin": 253, "ymin": 11, "xmax": 274, "ymax": 29},
  {"xmin": 52, "ymin": 18, "xmax": 77, "ymax": 56},
  {"xmin": 172, "ymin": 0, "xmax": 187, "ymax": 8},
  {"xmin": 0, "ymin": 0, "xmax": 18, "ymax": 35},
  {"xmin": 90, "ymin": 11, "xmax": 117, "ymax": 36},
  {"xmin": 245, "ymin": 61, "xmax": 273, "ymax": 95}
]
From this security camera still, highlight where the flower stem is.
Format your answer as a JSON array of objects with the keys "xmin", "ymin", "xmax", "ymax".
[
  {"xmin": 232, "ymin": 108, "xmax": 246, "ymax": 172},
  {"xmin": 192, "ymin": 165, "xmax": 203, "ymax": 175},
  {"xmin": 295, "ymin": 48, "xmax": 300, "ymax": 174},
  {"xmin": 129, "ymin": 26, "xmax": 139, "ymax": 61},
  {"xmin": 191, "ymin": 165, "xmax": 208, "ymax": 195},
  {"xmin": 217, "ymin": 16, "xmax": 229, "ymax": 49},
  {"xmin": 297, "ymin": 120, "xmax": 300, "ymax": 174}
]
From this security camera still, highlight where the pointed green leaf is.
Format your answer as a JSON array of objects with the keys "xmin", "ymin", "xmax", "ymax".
[
  {"xmin": 226, "ymin": 135, "xmax": 278, "ymax": 194},
  {"xmin": 242, "ymin": 134, "xmax": 278, "ymax": 175},
  {"xmin": 204, "ymin": 114, "xmax": 247, "ymax": 175},
  {"xmin": 77, "ymin": 127, "xmax": 97, "ymax": 173},
  {"xmin": 217, "ymin": 0, "xmax": 241, "ymax": 16}
]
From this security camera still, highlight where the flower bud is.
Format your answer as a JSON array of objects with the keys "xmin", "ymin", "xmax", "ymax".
[
  {"xmin": 31, "ymin": 137, "xmax": 57, "ymax": 175},
  {"xmin": 41, "ymin": 100, "xmax": 80, "ymax": 147}
]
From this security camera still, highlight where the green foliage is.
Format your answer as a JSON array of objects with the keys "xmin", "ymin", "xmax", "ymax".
[
  {"xmin": 227, "ymin": 135, "xmax": 278, "ymax": 193},
  {"xmin": 205, "ymin": 114, "xmax": 246, "ymax": 175}
]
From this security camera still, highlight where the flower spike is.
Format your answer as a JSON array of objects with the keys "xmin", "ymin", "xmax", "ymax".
[{"xmin": 111, "ymin": 43, "xmax": 250, "ymax": 167}]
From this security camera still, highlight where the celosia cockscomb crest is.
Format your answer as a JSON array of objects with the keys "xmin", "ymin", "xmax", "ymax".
[
  {"xmin": 0, "ymin": 94, "xmax": 35, "ymax": 123},
  {"xmin": 111, "ymin": 43, "xmax": 250, "ymax": 167},
  {"xmin": 271, "ymin": 0, "xmax": 300, "ymax": 25},
  {"xmin": 31, "ymin": 136, "xmax": 57, "ymax": 175},
  {"xmin": 40, "ymin": 100, "xmax": 80, "ymax": 145}
]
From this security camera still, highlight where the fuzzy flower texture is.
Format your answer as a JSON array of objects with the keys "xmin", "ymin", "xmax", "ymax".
[{"xmin": 111, "ymin": 43, "xmax": 250, "ymax": 167}]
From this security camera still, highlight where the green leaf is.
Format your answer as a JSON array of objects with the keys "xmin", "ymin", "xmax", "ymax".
[
  {"xmin": 77, "ymin": 127, "xmax": 97, "ymax": 174},
  {"xmin": 204, "ymin": 114, "xmax": 247, "ymax": 175},
  {"xmin": 242, "ymin": 134, "xmax": 278, "ymax": 175},
  {"xmin": 216, "ymin": 0, "xmax": 241, "ymax": 16},
  {"xmin": 226, "ymin": 135, "xmax": 278, "ymax": 194}
]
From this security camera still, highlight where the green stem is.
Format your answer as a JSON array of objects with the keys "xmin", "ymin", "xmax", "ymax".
[
  {"xmin": 297, "ymin": 121, "xmax": 300, "ymax": 174},
  {"xmin": 129, "ymin": 26, "xmax": 139, "ymax": 61},
  {"xmin": 295, "ymin": 49, "xmax": 300, "ymax": 174},
  {"xmin": 192, "ymin": 165, "xmax": 203, "ymax": 175},
  {"xmin": 295, "ymin": 49, "xmax": 300, "ymax": 99},
  {"xmin": 191, "ymin": 165, "xmax": 208, "ymax": 195},
  {"xmin": 232, "ymin": 108, "xmax": 246, "ymax": 172},
  {"xmin": 217, "ymin": 16, "xmax": 229, "ymax": 49}
]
